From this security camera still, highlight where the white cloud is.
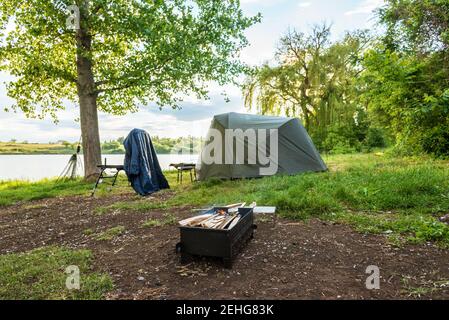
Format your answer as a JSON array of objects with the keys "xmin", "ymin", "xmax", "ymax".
[
  {"xmin": 97, "ymin": 111, "xmax": 212, "ymax": 141},
  {"xmin": 298, "ymin": 2, "xmax": 311, "ymax": 8},
  {"xmin": 345, "ymin": 0, "xmax": 384, "ymax": 16}
]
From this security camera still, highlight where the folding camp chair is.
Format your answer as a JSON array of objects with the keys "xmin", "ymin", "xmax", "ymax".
[
  {"xmin": 170, "ymin": 163, "xmax": 196, "ymax": 183},
  {"xmin": 91, "ymin": 163, "xmax": 125, "ymax": 196}
]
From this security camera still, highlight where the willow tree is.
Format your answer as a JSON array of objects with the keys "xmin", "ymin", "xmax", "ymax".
[
  {"xmin": 0, "ymin": 0, "xmax": 259, "ymax": 179},
  {"xmin": 243, "ymin": 24, "xmax": 369, "ymax": 143}
]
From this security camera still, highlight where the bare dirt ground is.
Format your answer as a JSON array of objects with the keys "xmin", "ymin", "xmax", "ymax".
[{"xmin": 0, "ymin": 193, "xmax": 448, "ymax": 300}]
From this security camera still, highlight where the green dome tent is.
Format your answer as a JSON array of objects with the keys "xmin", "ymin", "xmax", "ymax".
[{"xmin": 197, "ymin": 113, "xmax": 327, "ymax": 180}]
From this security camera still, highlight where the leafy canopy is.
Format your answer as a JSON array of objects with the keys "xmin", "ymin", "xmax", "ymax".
[
  {"xmin": 379, "ymin": 0, "xmax": 449, "ymax": 54},
  {"xmin": 0, "ymin": 0, "xmax": 260, "ymax": 120},
  {"xmin": 360, "ymin": 0, "xmax": 449, "ymax": 157}
]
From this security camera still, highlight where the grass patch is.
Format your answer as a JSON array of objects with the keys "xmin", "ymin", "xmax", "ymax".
[
  {"xmin": 95, "ymin": 198, "xmax": 171, "ymax": 215},
  {"xmin": 326, "ymin": 211, "xmax": 449, "ymax": 244},
  {"xmin": 0, "ymin": 174, "xmax": 134, "ymax": 207},
  {"xmin": 142, "ymin": 214, "xmax": 177, "ymax": 227},
  {"xmin": 0, "ymin": 179, "xmax": 92, "ymax": 207},
  {"xmin": 5, "ymin": 153, "xmax": 449, "ymax": 245},
  {"xmin": 0, "ymin": 246, "xmax": 113, "ymax": 299},
  {"xmin": 401, "ymin": 277, "xmax": 449, "ymax": 298},
  {"xmin": 102, "ymin": 153, "xmax": 449, "ymax": 244},
  {"xmin": 169, "ymin": 156, "xmax": 448, "ymax": 212},
  {"xmin": 95, "ymin": 226, "xmax": 125, "ymax": 241},
  {"xmin": 0, "ymin": 169, "xmax": 176, "ymax": 209},
  {"xmin": 83, "ymin": 228, "xmax": 94, "ymax": 236}
]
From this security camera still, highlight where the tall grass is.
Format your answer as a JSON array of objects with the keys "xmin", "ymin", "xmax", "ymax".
[
  {"xmin": 0, "ymin": 179, "xmax": 93, "ymax": 206},
  {"xmin": 101, "ymin": 153, "xmax": 449, "ymax": 244},
  {"xmin": 0, "ymin": 170, "xmax": 179, "ymax": 207},
  {"xmin": 169, "ymin": 160, "xmax": 449, "ymax": 216}
]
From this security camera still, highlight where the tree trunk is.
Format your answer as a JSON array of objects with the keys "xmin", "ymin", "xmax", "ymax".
[
  {"xmin": 76, "ymin": 9, "xmax": 101, "ymax": 181},
  {"xmin": 78, "ymin": 90, "xmax": 101, "ymax": 180}
]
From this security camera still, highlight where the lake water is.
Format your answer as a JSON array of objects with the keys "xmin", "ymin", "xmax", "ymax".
[{"xmin": 0, "ymin": 154, "xmax": 199, "ymax": 181}]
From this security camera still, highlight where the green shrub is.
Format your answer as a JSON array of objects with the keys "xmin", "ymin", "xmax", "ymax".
[
  {"xmin": 421, "ymin": 125, "xmax": 449, "ymax": 158},
  {"xmin": 365, "ymin": 127, "xmax": 387, "ymax": 149},
  {"xmin": 330, "ymin": 141, "xmax": 358, "ymax": 155}
]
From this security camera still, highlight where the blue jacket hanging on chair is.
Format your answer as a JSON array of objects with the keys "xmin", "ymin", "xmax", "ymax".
[{"xmin": 123, "ymin": 129, "xmax": 170, "ymax": 196}]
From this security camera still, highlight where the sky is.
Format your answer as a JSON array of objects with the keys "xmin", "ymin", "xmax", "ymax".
[{"xmin": 0, "ymin": 0, "xmax": 384, "ymax": 143}]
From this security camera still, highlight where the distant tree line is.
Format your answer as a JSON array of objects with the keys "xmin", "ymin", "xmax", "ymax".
[
  {"xmin": 101, "ymin": 136, "xmax": 202, "ymax": 155},
  {"xmin": 0, "ymin": 137, "xmax": 203, "ymax": 155}
]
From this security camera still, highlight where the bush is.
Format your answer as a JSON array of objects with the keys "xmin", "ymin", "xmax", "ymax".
[
  {"xmin": 365, "ymin": 127, "xmax": 387, "ymax": 149},
  {"xmin": 421, "ymin": 125, "xmax": 449, "ymax": 158},
  {"xmin": 322, "ymin": 132, "xmax": 359, "ymax": 154},
  {"xmin": 101, "ymin": 141, "xmax": 125, "ymax": 154},
  {"xmin": 329, "ymin": 141, "xmax": 358, "ymax": 154},
  {"xmin": 319, "ymin": 121, "xmax": 369, "ymax": 154}
]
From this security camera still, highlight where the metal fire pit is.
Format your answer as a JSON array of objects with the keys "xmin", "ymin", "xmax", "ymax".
[{"xmin": 176, "ymin": 207, "xmax": 257, "ymax": 268}]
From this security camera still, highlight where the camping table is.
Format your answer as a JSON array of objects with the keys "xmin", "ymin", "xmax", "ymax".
[
  {"xmin": 91, "ymin": 164, "xmax": 125, "ymax": 196},
  {"xmin": 170, "ymin": 163, "xmax": 196, "ymax": 183}
]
